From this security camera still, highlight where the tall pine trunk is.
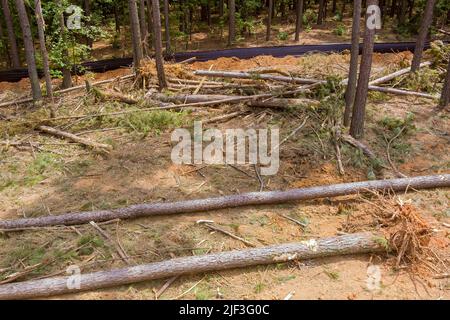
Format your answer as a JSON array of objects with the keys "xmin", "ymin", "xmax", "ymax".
[
  {"xmin": 228, "ymin": 0, "xmax": 235, "ymax": 46},
  {"xmin": 84, "ymin": 0, "xmax": 92, "ymax": 47},
  {"xmin": 57, "ymin": 0, "xmax": 72, "ymax": 88},
  {"xmin": 15, "ymin": 0, "xmax": 41, "ymax": 100},
  {"xmin": 34, "ymin": 0, "xmax": 53, "ymax": 99},
  {"xmin": 152, "ymin": 0, "xmax": 167, "ymax": 89},
  {"xmin": 344, "ymin": 0, "xmax": 362, "ymax": 127},
  {"xmin": 1, "ymin": 0, "xmax": 20, "ymax": 67},
  {"xmin": 146, "ymin": 0, "xmax": 153, "ymax": 50},
  {"xmin": 0, "ymin": 11, "xmax": 10, "ymax": 67},
  {"xmin": 139, "ymin": 0, "xmax": 149, "ymax": 55},
  {"xmin": 350, "ymin": 0, "xmax": 378, "ymax": 138},
  {"xmin": 266, "ymin": 0, "xmax": 273, "ymax": 41},
  {"xmin": 410, "ymin": 0, "xmax": 436, "ymax": 72},
  {"xmin": 317, "ymin": 0, "xmax": 325, "ymax": 25},
  {"xmin": 163, "ymin": 0, "xmax": 171, "ymax": 53},
  {"xmin": 440, "ymin": 58, "xmax": 450, "ymax": 109},
  {"xmin": 295, "ymin": 0, "xmax": 304, "ymax": 41},
  {"xmin": 129, "ymin": 0, "xmax": 143, "ymax": 70}
]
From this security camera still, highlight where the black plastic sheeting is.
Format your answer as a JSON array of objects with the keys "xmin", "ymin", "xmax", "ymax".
[{"xmin": 0, "ymin": 42, "xmax": 429, "ymax": 83}]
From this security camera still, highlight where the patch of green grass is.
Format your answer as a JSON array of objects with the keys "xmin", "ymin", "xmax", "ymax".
[
  {"xmin": 277, "ymin": 31, "xmax": 289, "ymax": 41},
  {"xmin": 324, "ymin": 269, "xmax": 340, "ymax": 280},
  {"xmin": 119, "ymin": 110, "xmax": 187, "ymax": 137},
  {"xmin": 254, "ymin": 282, "xmax": 266, "ymax": 294},
  {"xmin": 195, "ymin": 286, "xmax": 211, "ymax": 300},
  {"xmin": 77, "ymin": 234, "xmax": 105, "ymax": 256},
  {"xmin": 277, "ymin": 274, "xmax": 296, "ymax": 283},
  {"xmin": 378, "ymin": 112, "xmax": 416, "ymax": 136},
  {"xmin": 25, "ymin": 152, "xmax": 62, "ymax": 186},
  {"xmin": 333, "ymin": 24, "xmax": 346, "ymax": 36}
]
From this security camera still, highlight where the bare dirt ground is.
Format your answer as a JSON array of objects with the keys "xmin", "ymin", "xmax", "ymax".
[{"xmin": 0, "ymin": 47, "xmax": 449, "ymax": 300}]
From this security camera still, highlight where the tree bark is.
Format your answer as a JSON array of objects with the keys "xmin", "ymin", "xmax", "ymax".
[
  {"xmin": 350, "ymin": 0, "xmax": 378, "ymax": 139},
  {"xmin": 150, "ymin": 93, "xmax": 319, "ymax": 108},
  {"xmin": 410, "ymin": 0, "xmax": 436, "ymax": 72},
  {"xmin": 38, "ymin": 126, "xmax": 113, "ymax": 151},
  {"xmin": 84, "ymin": 0, "xmax": 93, "ymax": 47},
  {"xmin": 344, "ymin": 0, "xmax": 362, "ymax": 127},
  {"xmin": 219, "ymin": 0, "xmax": 224, "ymax": 16},
  {"xmin": 317, "ymin": 0, "xmax": 325, "ymax": 25},
  {"xmin": 193, "ymin": 69, "xmax": 322, "ymax": 84},
  {"xmin": 439, "ymin": 58, "xmax": 450, "ymax": 108},
  {"xmin": 152, "ymin": 0, "xmax": 168, "ymax": 89},
  {"xmin": 15, "ymin": 0, "xmax": 42, "ymax": 100},
  {"xmin": 129, "ymin": 0, "xmax": 143, "ymax": 70},
  {"xmin": 57, "ymin": 0, "xmax": 73, "ymax": 89},
  {"xmin": 0, "ymin": 232, "xmax": 386, "ymax": 299},
  {"xmin": 0, "ymin": 9, "xmax": 11, "ymax": 67},
  {"xmin": 1, "ymin": 0, "xmax": 20, "ymax": 68},
  {"xmin": 266, "ymin": 0, "xmax": 273, "ymax": 41},
  {"xmin": 228, "ymin": 0, "xmax": 235, "ymax": 46},
  {"xmin": 138, "ymin": 0, "xmax": 149, "ymax": 55},
  {"xmin": 0, "ymin": 174, "xmax": 448, "ymax": 230},
  {"xmin": 163, "ymin": 0, "xmax": 171, "ymax": 53},
  {"xmin": 369, "ymin": 61, "xmax": 431, "ymax": 86},
  {"xmin": 295, "ymin": 0, "xmax": 304, "ymax": 41},
  {"xmin": 146, "ymin": 0, "xmax": 153, "ymax": 50},
  {"xmin": 34, "ymin": 0, "xmax": 53, "ymax": 99}
]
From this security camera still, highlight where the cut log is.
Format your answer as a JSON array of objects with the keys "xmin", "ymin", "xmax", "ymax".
[
  {"xmin": 193, "ymin": 70, "xmax": 321, "ymax": 85},
  {"xmin": 368, "ymin": 61, "xmax": 432, "ymax": 86},
  {"xmin": 368, "ymin": 85, "xmax": 437, "ymax": 99},
  {"xmin": 0, "ymin": 174, "xmax": 448, "ymax": 230},
  {"xmin": 37, "ymin": 126, "xmax": 113, "ymax": 151},
  {"xmin": 150, "ymin": 93, "xmax": 319, "ymax": 108},
  {"xmin": 92, "ymin": 87, "xmax": 138, "ymax": 104},
  {"xmin": 0, "ymin": 74, "xmax": 135, "ymax": 108},
  {"xmin": 0, "ymin": 232, "xmax": 386, "ymax": 299}
]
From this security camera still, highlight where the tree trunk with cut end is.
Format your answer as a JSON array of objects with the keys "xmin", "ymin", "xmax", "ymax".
[
  {"xmin": 228, "ymin": 0, "xmax": 235, "ymax": 46},
  {"xmin": 295, "ymin": 0, "xmax": 304, "ymax": 41},
  {"xmin": 350, "ymin": 0, "xmax": 378, "ymax": 139},
  {"xmin": 152, "ymin": 0, "xmax": 168, "ymax": 89},
  {"xmin": 129, "ymin": 0, "xmax": 143, "ymax": 71},
  {"xmin": 1, "ymin": 0, "xmax": 20, "ymax": 68},
  {"xmin": 0, "ymin": 232, "xmax": 386, "ymax": 300},
  {"xmin": 440, "ymin": 58, "xmax": 450, "ymax": 108},
  {"xmin": 344, "ymin": 0, "xmax": 362, "ymax": 127},
  {"xmin": 163, "ymin": 0, "xmax": 171, "ymax": 53},
  {"xmin": 15, "ymin": 0, "xmax": 42, "ymax": 100},
  {"xmin": 34, "ymin": 0, "xmax": 53, "ymax": 99},
  {"xmin": 0, "ymin": 174, "xmax": 448, "ymax": 230},
  {"xmin": 266, "ymin": 0, "xmax": 273, "ymax": 41},
  {"xmin": 410, "ymin": 0, "xmax": 436, "ymax": 72}
]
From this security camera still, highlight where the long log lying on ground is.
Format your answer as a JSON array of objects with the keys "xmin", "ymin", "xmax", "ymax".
[
  {"xmin": 194, "ymin": 70, "xmax": 321, "ymax": 85},
  {"xmin": 150, "ymin": 93, "xmax": 319, "ymax": 108},
  {"xmin": 0, "ymin": 174, "xmax": 448, "ymax": 231},
  {"xmin": 368, "ymin": 85, "xmax": 437, "ymax": 99},
  {"xmin": 37, "ymin": 126, "xmax": 113, "ymax": 152},
  {"xmin": 369, "ymin": 61, "xmax": 432, "ymax": 86},
  {"xmin": 0, "ymin": 74, "xmax": 135, "ymax": 108},
  {"xmin": 0, "ymin": 232, "xmax": 385, "ymax": 299}
]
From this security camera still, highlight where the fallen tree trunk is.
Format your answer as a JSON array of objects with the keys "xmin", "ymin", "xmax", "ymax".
[
  {"xmin": 0, "ymin": 232, "xmax": 386, "ymax": 299},
  {"xmin": 37, "ymin": 126, "xmax": 113, "ymax": 152},
  {"xmin": 369, "ymin": 61, "xmax": 432, "ymax": 86},
  {"xmin": 0, "ymin": 174, "xmax": 448, "ymax": 230},
  {"xmin": 150, "ymin": 93, "xmax": 319, "ymax": 108},
  {"xmin": 368, "ymin": 85, "xmax": 437, "ymax": 99},
  {"xmin": 194, "ymin": 70, "xmax": 320, "ymax": 85},
  {"xmin": 0, "ymin": 74, "xmax": 135, "ymax": 108}
]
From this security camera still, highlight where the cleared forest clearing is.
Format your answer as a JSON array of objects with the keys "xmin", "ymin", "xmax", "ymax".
[{"xmin": 0, "ymin": 48, "xmax": 449, "ymax": 299}]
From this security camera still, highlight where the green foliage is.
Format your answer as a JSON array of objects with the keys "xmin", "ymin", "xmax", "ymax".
[
  {"xmin": 378, "ymin": 112, "xmax": 416, "ymax": 136},
  {"xmin": 277, "ymin": 31, "xmax": 289, "ymax": 41},
  {"xmin": 25, "ymin": 152, "xmax": 62, "ymax": 186},
  {"xmin": 119, "ymin": 110, "xmax": 187, "ymax": 137},
  {"xmin": 403, "ymin": 68, "xmax": 442, "ymax": 93},
  {"xmin": 333, "ymin": 24, "xmax": 346, "ymax": 36}
]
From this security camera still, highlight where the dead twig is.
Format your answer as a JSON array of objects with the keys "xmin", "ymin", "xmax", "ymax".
[{"xmin": 197, "ymin": 220, "xmax": 256, "ymax": 247}]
